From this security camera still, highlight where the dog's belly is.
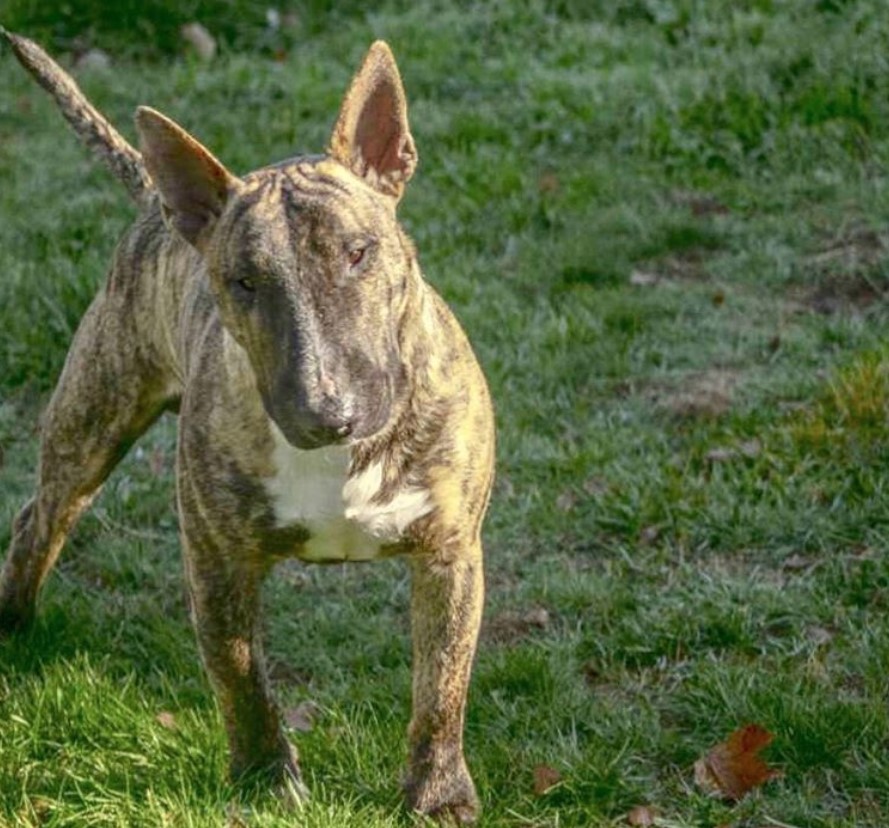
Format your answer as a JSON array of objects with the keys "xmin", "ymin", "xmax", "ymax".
[{"xmin": 263, "ymin": 425, "xmax": 432, "ymax": 562}]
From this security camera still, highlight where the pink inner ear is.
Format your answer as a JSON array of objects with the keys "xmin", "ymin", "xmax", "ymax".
[{"xmin": 354, "ymin": 79, "xmax": 404, "ymax": 177}]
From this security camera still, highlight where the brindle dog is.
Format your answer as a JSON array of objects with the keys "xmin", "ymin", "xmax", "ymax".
[{"xmin": 0, "ymin": 31, "xmax": 494, "ymax": 824}]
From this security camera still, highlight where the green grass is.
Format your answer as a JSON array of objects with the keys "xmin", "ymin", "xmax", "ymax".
[{"xmin": 2, "ymin": 0, "xmax": 889, "ymax": 825}]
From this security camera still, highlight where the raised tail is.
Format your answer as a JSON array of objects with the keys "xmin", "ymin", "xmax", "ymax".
[{"xmin": 2, "ymin": 28, "xmax": 153, "ymax": 206}]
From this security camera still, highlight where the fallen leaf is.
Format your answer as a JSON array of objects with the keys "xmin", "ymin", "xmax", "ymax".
[
  {"xmin": 484, "ymin": 606, "xmax": 550, "ymax": 644},
  {"xmin": 782, "ymin": 553, "xmax": 812, "ymax": 572},
  {"xmin": 155, "ymin": 711, "xmax": 178, "ymax": 731},
  {"xmin": 523, "ymin": 607, "xmax": 550, "ymax": 628},
  {"xmin": 712, "ymin": 289, "xmax": 726, "ymax": 307},
  {"xmin": 583, "ymin": 476, "xmax": 608, "ymax": 496},
  {"xmin": 705, "ymin": 446, "xmax": 735, "ymax": 463},
  {"xmin": 283, "ymin": 700, "xmax": 319, "ymax": 733},
  {"xmin": 181, "ymin": 22, "xmax": 217, "ymax": 61},
  {"xmin": 538, "ymin": 172, "xmax": 560, "ymax": 193},
  {"xmin": 630, "ymin": 269, "xmax": 659, "ymax": 286},
  {"xmin": 532, "ymin": 764, "xmax": 561, "ymax": 795},
  {"xmin": 639, "ymin": 525, "xmax": 660, "ymax": 544},
  {"xmin": 739, "ymin": 439, "xmax": 761, "ymax": 458},
  {"xmin": 556, "ymin": 490, "xmax": 577, "ymax": 512},
  {"xmin": 693, "ymin": 724, "xmax": 781, "ymax": 801},
  {"xmin": 627, "ymin": 804, "xmax": 659, "ymax": 826},
  {"xmin": 806, "ymin": 625, "xmax": 834, "ymax": 646}
]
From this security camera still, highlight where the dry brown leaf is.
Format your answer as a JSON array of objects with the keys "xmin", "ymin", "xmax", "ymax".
[
  {"xmin": 155, "ymin": 711, "xmax": 178, "ymax": 731},
  {"xmin": 627, "ymin": 804, "xmax": 659, "ymax": 825},
  {"xmin": 556, "ymin": 489, "xmax": 577, "ymax": 512},
  {"xmin": 639, "ymin": 525, "xmax": 660, "ymax": 545},
  {"xmin": 583, "ymin": 476, "xmax": 608, "ymax": 496},
  {"xmin": 806, "ymin": 625, "xmax": 834, "ymax": 646},
  {"xmin": 532, "ymin": 764, "xmax": 561, "ymax": 796},
  {"xmin": 693, "ymin": 724, "xmax": 780, "ymax": 801},
  {"xmin": 283, "ymin": 700, "xmax": 319, "ymax": 733},
  {"xmin": 630, "ymin": 269, "xmax": 659, "ymax": 286},
  {"xmin": 485, "ymin": 606, "xmax": 550, "ymax": 645},
  {"xmin": 538, "ymin": 173, "xmax": 560, "ymax": 193},
  {"xmin": 782, "ymin": 553, "xmax": 812, "ymax": 572},
  {"xmin": 181, "ymin": 22, "xmax": 217, "ymax": 60},
  {"xmin": 705, "ymin": 446, "xmax": 735, "ymax": 463}
]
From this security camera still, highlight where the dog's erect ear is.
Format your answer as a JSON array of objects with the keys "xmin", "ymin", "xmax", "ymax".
[
  {"xmin": 135, "ymin": 107, "xmax": 240, "ymax": 250},
  {"xmin": 329, "ymin": 41, "xmax": 417, "ymax": 201}
]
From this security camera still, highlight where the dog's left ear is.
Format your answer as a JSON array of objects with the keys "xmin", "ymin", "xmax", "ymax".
[{"xmin": 329, "ymin": 41, "xmax": 418, "ymax": 201}]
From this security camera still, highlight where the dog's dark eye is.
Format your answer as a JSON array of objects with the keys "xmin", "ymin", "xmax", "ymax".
[{"xmin": 235, "ymin": 277, "xmax": 257, "ymax": 293}]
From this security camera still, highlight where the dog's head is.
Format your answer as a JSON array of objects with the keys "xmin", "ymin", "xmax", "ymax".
[{"xmin": 136, "ymin": 43, "xmax": 419, "ymax": 449}]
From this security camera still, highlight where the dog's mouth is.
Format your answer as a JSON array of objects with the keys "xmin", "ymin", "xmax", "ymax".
[{"xmin": 279, "ymin": 421, "xmax": 352, "ymax": 450}]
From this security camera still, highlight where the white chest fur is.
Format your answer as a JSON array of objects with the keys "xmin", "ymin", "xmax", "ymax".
[{"xmin": 263, "ymin": 425, "xmax": 433, "ymax": 562}]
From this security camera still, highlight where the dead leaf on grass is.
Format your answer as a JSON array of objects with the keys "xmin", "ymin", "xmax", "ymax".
[
  {"xmin": 693, "ymin": 724, "xmax": 781, "ymax": 801},
  {"xmin": 181, "ymin": 22, "xmax": 217, "ymax": 60},
  {"xmin": 583, "ymin": 476, "xmax": 609, "ymax": 496},
  {"xmin": 639, "ymin": 525, "xmax": 660, "ymax": 544},
  {"xmin": 627, "ymin": 804, "xmax": 659, "ymax": 825},
  {"xmin": 630, "ymin": 269, "xmax": 659, "ymax": 286},
  {"xmin": 806, "ymin": 625, "xmax": 834, "ymax": 646},
  {"xmin": 485, "ymin": 606, "xmax": 550, "ymax": 645},
  {"xmin": 656, "ymin": 369, "xmax": 739, "ymax": 419},
  {"xmin": 532, "ymin": 764, "xmax": 561, "ymax": 795},
  {"xmin": 284, "ymin": 700, "xmax": 319, "ymax": 733},
  {"xmin": 556, "ymin": 489, "xmax": 577, "ymax": 512},
  {"xmin": 782, "ymin": 553, "xmax": 813, "ymax": 572},
  {"xmin": 538, "ymin": 172, "xmax": 560, "ymax": 193},
  {"xmin": 155, "ymin": 711, "xmax": 178, "ymax": 731}
]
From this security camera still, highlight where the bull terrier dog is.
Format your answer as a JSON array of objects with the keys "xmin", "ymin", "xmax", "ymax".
[{"xmin": 0, "ymin": 30, "xmax": 494, "ymax": 824}]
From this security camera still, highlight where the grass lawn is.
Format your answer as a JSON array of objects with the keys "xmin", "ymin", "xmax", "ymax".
[{"xmin": 2, "ymin": 1, "xmax": 889, "ymax": 825}]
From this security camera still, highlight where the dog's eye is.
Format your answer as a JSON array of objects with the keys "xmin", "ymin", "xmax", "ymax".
[
  {"xmin": 348, "ymin": 247, "xmax": 366, "ymax": 268},
  {"xmin": 236, "ymin": 277, "xmax": 257, "ymax": 293}
]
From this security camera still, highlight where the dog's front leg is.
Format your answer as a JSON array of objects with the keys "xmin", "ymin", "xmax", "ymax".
[
  {"xmin": 404, "ymin": 544, "xmax": 484, "ymax": 824},
  {"xmin": 180, "ymin": 528, "xmax": 306, "ymax": 801}
]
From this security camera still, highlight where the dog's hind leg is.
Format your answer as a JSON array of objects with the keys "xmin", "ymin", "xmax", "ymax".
[{"xmin": 0, "ymin": 287, "xmax": 175, "ymax": 632}]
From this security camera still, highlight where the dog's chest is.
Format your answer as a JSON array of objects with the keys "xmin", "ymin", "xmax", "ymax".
[{"xmin": 263, "ymin": 427, "xmax": 432, "ymax": 562}]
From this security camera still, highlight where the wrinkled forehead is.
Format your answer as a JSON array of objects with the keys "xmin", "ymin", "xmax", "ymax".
[{"xmin": 218, "ymin": 158, "xmax": 390, "ymax": 258}]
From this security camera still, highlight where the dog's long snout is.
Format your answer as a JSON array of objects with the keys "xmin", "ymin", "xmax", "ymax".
[{"xmin": 265, "ymin": 369, "xmax": 355, "ymax": 448}]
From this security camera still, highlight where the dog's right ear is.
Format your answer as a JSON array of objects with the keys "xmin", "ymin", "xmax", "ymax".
[{"xmin": 135, "ymin": 107, "xmax": 240, "ymax": 250}]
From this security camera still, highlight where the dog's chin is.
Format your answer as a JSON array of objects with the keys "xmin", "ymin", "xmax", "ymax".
[{"xmin": 275, "ymin": 422, "xmax": 346, "ymax": 450}]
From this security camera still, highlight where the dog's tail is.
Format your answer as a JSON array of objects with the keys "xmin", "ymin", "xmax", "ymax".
[{"xmin": 2, "ymin": 28, "xmax": 153, "ymax": 206}]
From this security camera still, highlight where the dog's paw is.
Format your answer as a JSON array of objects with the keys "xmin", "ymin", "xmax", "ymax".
[
  {"xmin": 405, "ymin": 763, "xmax": 479, "ymax": 825},
  {"xmin": 231, "ymin": 752, "xmax": 310, "ymax": 812}
]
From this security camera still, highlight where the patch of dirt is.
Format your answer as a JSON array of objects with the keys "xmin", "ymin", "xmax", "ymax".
[
  {"xmin": 669, "ymin": 189, "xmax": 731, "ymax": 217},
  {"xmin": 631, "ymin": 248, "xmax": 713, "ymax": 284},
  {"xmin": 482, "ymin": 606, "xmax": 550, "ymax": 645},
  {"xmin": 796, "ymin": 226, "xmax": 888, "ymax": 314},
  {"xmin": 648, "ymin": 368, "xmax": 741, "ymax": 419}
]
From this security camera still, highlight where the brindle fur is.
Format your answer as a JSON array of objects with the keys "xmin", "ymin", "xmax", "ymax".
[{"xmin": 0, "ymin": 31, "xmax": 494, "ymax": 824}]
